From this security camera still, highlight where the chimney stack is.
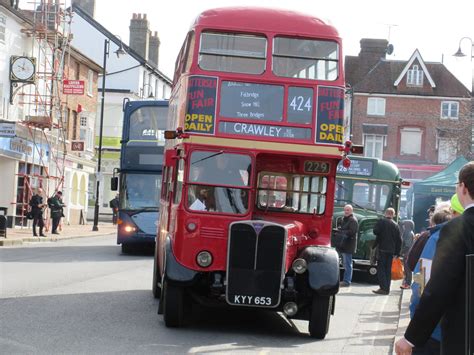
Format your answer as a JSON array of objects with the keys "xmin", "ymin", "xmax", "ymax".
[
  {"xmin": 129, "ymin": 13, "xmax": 150, "ymax": 60},
  {"xmin": 72, "ymin": 0, "xmax": 95, "ymax": 18},
  {"xmin": 358, "ymin": 38, "xmax": 389, "ymax": 77},
  {"xmin": 148, "ymin": 31, "xmax": 160, "ymax": 68}
]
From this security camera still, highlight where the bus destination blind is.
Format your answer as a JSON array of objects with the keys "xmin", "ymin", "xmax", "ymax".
[
  {"xmin": 336, "ymin": 159, "xmax": 373, "ymax": 176},
  {"xmin": 220, "ymin": 81, "xmax": 284, "ymax": 121}
]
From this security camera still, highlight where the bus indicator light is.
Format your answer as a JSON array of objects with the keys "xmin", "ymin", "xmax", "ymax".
[{"xmin": 342, "ymin": 158, "xmax": 351, "ymax": 169}]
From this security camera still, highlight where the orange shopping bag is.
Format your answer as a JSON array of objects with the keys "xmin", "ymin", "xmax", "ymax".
[{"xmin": 391, "ymin": 257, "xmax": 404, "ymax": 280}]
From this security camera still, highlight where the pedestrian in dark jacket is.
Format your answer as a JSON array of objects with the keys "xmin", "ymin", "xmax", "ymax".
[
  {"xmin": 372, "ymin": 207, "xmax": 402, "ymax": 295},
  {"xmin": 337, "ymin": 204, "xmax": 358, "ymax": 287},
  {"xmin": 109, "ymin": 194, "xmax": 119, "ymax": 225},
  {"xmin": 48, "ymin": 191, "xmax": 66, "ymax": 235},
  {"xmin": 29, "ymin": 187, "xmax": 46, "ymax": 237},
  {"xmin": 395, "ymin": 161, "xmax": 474, "ymax": 355},
  {"xmin": 400, "ymin": 219, "xmax": 415, "ymax": 289}
]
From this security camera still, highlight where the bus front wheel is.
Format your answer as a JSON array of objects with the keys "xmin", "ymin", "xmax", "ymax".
[
  {"xmin": 163, "ymin": 280, "xmax": 184, "ymax": 327},
  {"xmin": 308, "ymin": 294, "xmax": 333, "ymax": 339}
]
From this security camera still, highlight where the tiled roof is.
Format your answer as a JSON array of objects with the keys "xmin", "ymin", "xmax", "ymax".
[{"xmin": 345, "ymin": 55, "xmax": 471, "ymax": 98}]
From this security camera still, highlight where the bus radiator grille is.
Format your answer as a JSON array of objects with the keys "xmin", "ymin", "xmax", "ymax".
[{"xmin": 226, "ymin": 222, "xmax": 285, "ymax": 307}]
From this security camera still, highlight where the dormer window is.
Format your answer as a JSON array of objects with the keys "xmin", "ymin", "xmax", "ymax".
[{"xmin": 407, "ymin": 65, "xmax": 423, "ymax": 86}]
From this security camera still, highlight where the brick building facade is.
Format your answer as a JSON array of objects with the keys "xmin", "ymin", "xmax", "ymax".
[{"xmin": 346, "ymin": 39, "xmax": 472, "ymax": 180}]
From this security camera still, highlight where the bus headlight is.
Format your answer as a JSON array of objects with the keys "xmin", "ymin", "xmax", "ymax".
[
  {"xmin": 292, "ymin": 258, "xmax": 307, "ymax": 274},
  {"xmin": 123, "ymin": 225, "xmax": 136, "ymax": 233},
  {"xmin": 196, "ymin": 251, "xmax": 213, "ymax": 268}
]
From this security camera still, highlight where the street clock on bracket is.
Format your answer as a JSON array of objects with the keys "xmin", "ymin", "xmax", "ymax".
[{"xmin": 10, "ymin": 56, "xmax": 36, "ymax": 83}]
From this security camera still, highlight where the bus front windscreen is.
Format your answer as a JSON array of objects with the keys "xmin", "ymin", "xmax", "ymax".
[
  {"xmin": 335, "ymin": 180, "xmax": 391, "ymax": 212},
  {"xmin": 186, "ymin": 151, "xmax": 251, "ymax": 214},
  {"xmin": 122, "ymin": 173, "xmax": 162, "ymax": 210}
]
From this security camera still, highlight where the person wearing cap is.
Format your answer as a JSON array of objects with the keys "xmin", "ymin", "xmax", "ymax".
[
  {"xmin": 449, "ymin": 193, "xmax": 464, "ymax": 216},
  {"xmin": 396, "ymin": 162, "xmax": 474, "ymax": 355},
  {"xmin": 48, "ymin": 191, "xmax": 66, "ymax": 235}
]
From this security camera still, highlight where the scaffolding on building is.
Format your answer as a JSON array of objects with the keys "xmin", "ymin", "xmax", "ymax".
[{"xmin": 11, "ymin": 0, "xmax": 72, "ymax": 227}]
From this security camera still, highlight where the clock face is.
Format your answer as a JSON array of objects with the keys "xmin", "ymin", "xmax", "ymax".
[{"xmin": 11, "ymin": 56, "xmax": 35, "ymax": 82}]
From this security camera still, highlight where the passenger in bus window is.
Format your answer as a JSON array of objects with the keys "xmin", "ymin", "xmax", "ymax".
[{"xmin": 189, "ymin": 186, "xmax": 209, "ymax": 211}]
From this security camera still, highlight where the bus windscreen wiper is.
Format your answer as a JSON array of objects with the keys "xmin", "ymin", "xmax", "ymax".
[{"xmin": 131, "ymin": 206, "xmax": 159, "ymax": 214}]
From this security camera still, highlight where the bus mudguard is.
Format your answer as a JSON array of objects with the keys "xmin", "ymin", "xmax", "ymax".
[
  {"xmin": 164, "ymin": 236, "xmax": 198, "ymax": 283},
  {"xmin": 299, "ymin": 246, "xmax": 339, "ymax": 296}
]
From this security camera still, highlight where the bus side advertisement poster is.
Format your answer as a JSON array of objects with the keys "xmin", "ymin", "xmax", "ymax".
[
  {"xmin": 185, "ymin": 75, "xmax": 217, "ymax": 135},
  {"xmin": 315, "ymin": 86, "xmax": 344, "ymax": 145}
]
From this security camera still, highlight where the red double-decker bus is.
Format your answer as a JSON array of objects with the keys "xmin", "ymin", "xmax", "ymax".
[{"xmin": 153, "ymin": 7, "xmax": 354, "ymax": 338}]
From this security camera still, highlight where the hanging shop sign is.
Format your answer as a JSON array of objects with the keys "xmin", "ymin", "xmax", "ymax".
[
  {"xmin": 71, "ymin": 140, "xmax": 85, "ymax": 151},
  {"xmin": 63, "ymin": 80, "xmax": 85, "ymax": 95},
  {"xmin": 0, "ymin": 122, "xmax": 16, "ymax": 138}
]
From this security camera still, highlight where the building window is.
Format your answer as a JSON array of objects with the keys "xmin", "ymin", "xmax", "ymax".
[
  {"xmin": 437, "ymin": 138, "xmax": 457, "ymax": 164},
  {"xmin": 79, "ymin": 115, "xmax": 93, "ymax": 151},
  {"xmin": 400, "ymin": 127, "xmax": 422, "ymax": 156},
  {"xmin": 407, "ymin": 65, "xmax": 423, "ymax": 86},
  {"xmin": 363, "ymin": 134, "xmax": 385, "ymax": 159},
  {"xmin": 441, "ymin": 101, "xmax": 459, "ymax": 119},
  {"xmin": 87, "ymin": 69, "xmax": 93, "ymax": 96},
  {"xmin": 367, "ymin": 97, "xmax": 386, "ymax": 116},
  {"xmin": 0, "ymin": 13, "xmax": 6, "ymax": 44}
]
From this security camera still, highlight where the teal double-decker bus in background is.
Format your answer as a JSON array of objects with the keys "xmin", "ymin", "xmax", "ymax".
[
  {"xmin": 111, "ymin": 100, "xmax": 168, "ymax": 253},
  {"xmin": 332, "ymin": 156, "xmax": 405, "ymax": 280}
]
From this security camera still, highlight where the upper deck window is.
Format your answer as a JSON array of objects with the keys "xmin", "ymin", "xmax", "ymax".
[
  {"xmin": 129, "ymin": 106, "xmax": 168, "ymax": 141},
  {"xmin": 198, "ymin": 32, "xmax": 267, "ymax": 74},
  {"xmin": 272, "ymin": 37, "xmax": 338, "ymax": 81}
]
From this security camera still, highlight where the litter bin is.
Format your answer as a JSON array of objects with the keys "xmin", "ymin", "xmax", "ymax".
[{"xmin": 0, "ymin": 207, "xmax": 7, "ymax": 238}]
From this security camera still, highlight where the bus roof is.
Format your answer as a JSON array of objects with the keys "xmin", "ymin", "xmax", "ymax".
[{"xmin": 192, "ymin": 7, "xmax": 340, "ymax": 39}]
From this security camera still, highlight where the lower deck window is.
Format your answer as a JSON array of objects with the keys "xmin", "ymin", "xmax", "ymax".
[
  {"xmin": 187, "ymin": 185, "xmax": 248, "ymax": 214},
  {"xmin": 257, "ymin": 173, "xmax": 327, "ymax": 214}
]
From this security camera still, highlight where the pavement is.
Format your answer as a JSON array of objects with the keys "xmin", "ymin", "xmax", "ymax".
[
  {"xmin": 392, "ymin": 286, "xmax": 412, "ymax": 354},
  {"xmin": 0, "ymin": 223, "xmax": 412, "ymax": 353},
  {"xmin": 0, "ymin": 221, "xmax": 117, "ymax": 246}
]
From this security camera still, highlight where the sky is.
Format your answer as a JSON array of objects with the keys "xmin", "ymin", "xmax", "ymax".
[{"xmin": 91, "ymin": 0, "xmax": 472, "ymax": 89}]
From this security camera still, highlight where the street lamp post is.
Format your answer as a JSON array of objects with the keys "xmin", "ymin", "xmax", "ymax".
[
  {"xmin": 92, "ymin": 38, "xmax": 126, "ymax": 231},
  {"xmin": 453, "ymin": 37, "xmax": 474, "ymax": 152}
]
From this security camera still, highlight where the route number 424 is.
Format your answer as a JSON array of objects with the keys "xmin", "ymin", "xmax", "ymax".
[{"xmin": 289, "ymin": 96, "xmax": 312, "ymax": 112}]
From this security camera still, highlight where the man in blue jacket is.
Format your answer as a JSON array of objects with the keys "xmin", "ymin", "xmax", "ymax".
[
  {"xmin": 409, "ymin": 206, "xmax": 453, "ymax": 354},
  {"xmin": 396, "ymin": 162, "xmax": 474, "ymax": 355}
]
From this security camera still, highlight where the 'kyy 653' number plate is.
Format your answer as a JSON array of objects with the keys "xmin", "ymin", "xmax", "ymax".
[{"xmin": 230, "ymin": 295, "xmax": 273, "ymax": 306}]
